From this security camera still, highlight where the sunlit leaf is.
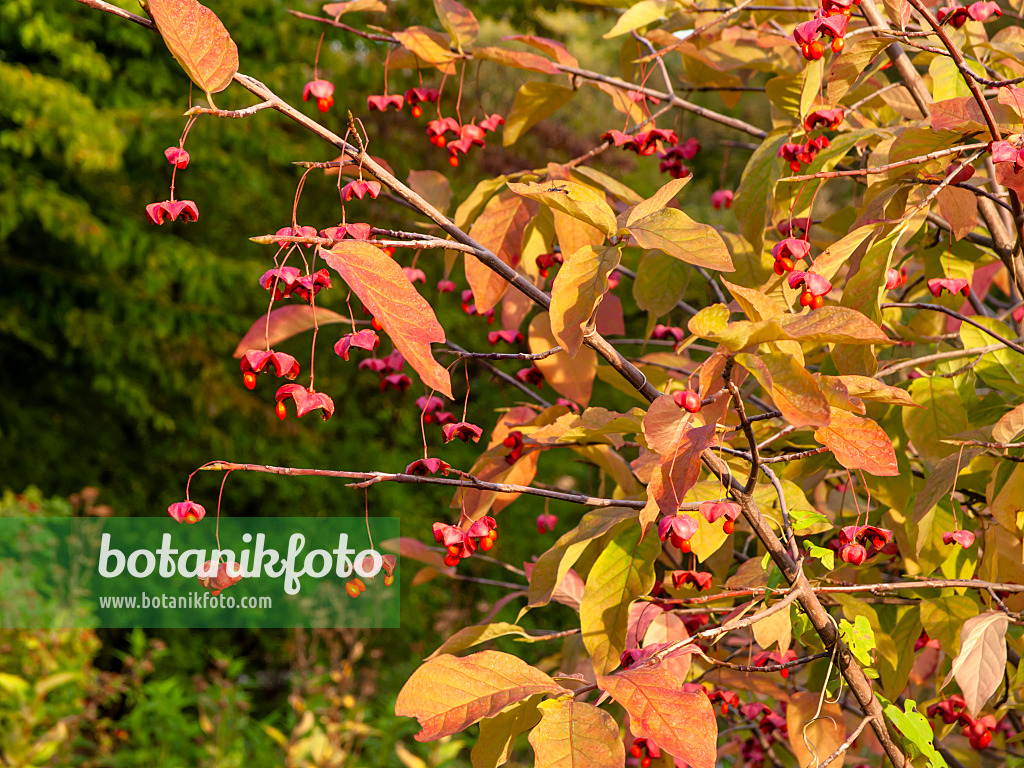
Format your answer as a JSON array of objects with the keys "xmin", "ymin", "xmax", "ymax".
[
  {"xmin": 528, "ymin": 699, "xmax": 625, "ymax": 768},
  {"xmin": 395, "ymin": 652, "xmax": 564, "ymax": 741},
  {"xmin": 322, "ymin": 242, "xmax": 452, "ymax": 398}
]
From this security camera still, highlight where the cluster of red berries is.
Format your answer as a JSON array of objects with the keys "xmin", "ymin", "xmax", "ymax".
[
  {"xmin": 788, "ymin": 270, "xmax": 832, "ymax": 310},
  {"xmin": 427, "ymin": 114, "xmax": 504, "ymax": 166},
  {"xmin": 602, "ymin": 127, "xmax": 679, "ymax": 157},
  {"xmin": 302, "ymin": 79, "xmax": 335, "ymax": 112},
  {"xmin": 629, "ymin": 738, "xmax": 661, "ymax": 767},
  {"xmin": 778, "ymin": 135, "xmax": 830, "ymax": 173},
  {"xmin": 674, "ymin": 389, "xmax": 702, "ymax": 413},
  {"xmin": 658, "ymin": 515, "xmax": 698, "ymax": 552},
  {"xmin": 416, "ymin": 395, "xmax": 457, "ymax": 426},
  {"xmin": 535, "ymin": 251, "xmax": 563, "ymax": 278},
  {"xmin": 699, "ymin": 500, "xmax": 741, "ymax": 535},
  {"xmin": 670, "ymin": 569, "xmax": 713, "ymax": 591},
  {"xmin": 503, "ymin": 430, "xmax": 526, "ymax": 464},
  {"xmin": 367, "ymin": 87, "xmax": 440, "ymax": 117},
  {"xmin": 928, "ymin": 277, "xmax": 971, "ymax": 298},
  {"xmin": 658, "ymin": 136, "xmax": 701, "ymax": 179},
  {"xmin": 460, "ymin": 289, "xmax": 496, "ymax": 322},
  {"xmin": 937, "ymin": 1, "xmax": 1002, "ymax": 28},
  {"xmin": 240, "ymin": 349, "xmax": 300, "ymax": 391},
  {"xmin": 927, "ymin": 695, "xmax": 999, "ymax": 749},
  {"xmin": 795, "ymin": 0, "xmax": 855, "ymax": 61},
  {"xmin": 751, "ymin": 650, "xmax": 799, "ymax": 678},
  {"xmin": 834, "ymin": 524, "xmax": 895, "ymax": 565},
  {"xmin": 885, "ymin": 267, "xmax": 908, "ymax": 290},
  {"xmin": 146, "ymin": 147, "xmax": 198, "ymax": 224},
  {"xmin": 433, "ymin": 517, "xmax": 498, "ymax": 567},
  {"xmin": 772, "ymin": 237, "xmax": 811, "ymax": 275}
]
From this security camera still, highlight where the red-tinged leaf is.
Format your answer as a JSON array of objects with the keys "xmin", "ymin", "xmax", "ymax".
[
  {"xmin": 580, "ymin": 524, "xmax": 661, "ymax": 675},
  {"xmin": 813, "ymin": 408, "xmax": 898, "ymax": 476},
  {"xmin": 639, "ymin": 610, "xmax": 692, "ymax": 682},
  {"xmin": 528, "ymin": 506, "xmax": 638, "ymax": 608},
  {"xmin": 995, "ymin": 160, "xmax": 1024, "ymax": 197},
  {"xmin": 596, "ymin": 667, "xmax": 718, "ymax": 768},
  {"xmin": 507, "ymin": 179, "xmax": 616, "ymax": 237},
  {"xmin": 408, "ymin": 169, "xmax": 452, "ymax": 215},
  {"xmin": 503, "ymin": 34, "xmax": 579, "ymax": 67},
  {"xmin": 473, "ymin": 46, "xmax": 560, "ymax": 75},
  {"xmin": 381, "ymin": 537, "xmax": 449, "ymax": 570},
  {"xmin": 937, "ymin": 185, "xmax": 978, "ymax": 241},
  {"xmin": 393, "ymin": 26, "xmax": 457, "ymax": 74},
  {"xmin": 464, "ymin": 190, "xmax": 533, "ymax": 313},
  {"xmin": 735, "ymin": 352, "xmax": 831, "ymax": 429},
  {"xmin": 529, "ymin": 312, "xmax": 597, "ymax": 406},
  {"xmin": 550, "ymin": 246, "xmax": 622, "ymax": 357},
  {"xmin": 832, "ymin": 375, "xmax": 921, "ymax": 408},
  {"xmin": 882, "ymin": 0, "xmax": 911, "ymax": 29},
  {"xmin": 322, "ymin": 0, "xmax": 386, "ymax": 14},
  {"xmin": 524, "ymin": 562, "xmax": 584, "ymax": 612},
  {"xmin": 626, "ymin": 208, "xmax": 733, "ymax": 272},
  {"xmin": 993, "ymin": 401, "xmax": 1024, "ymax": 444},
  {"xmin": 395, "ymin": 651, "xmax": 564, "ymax": 741},
  {"xmin": 433, "ymin": 0, "xmax": 478, "ymax": 48},
  {"xmin": 145, "ymin": 0, "xmax": 238, "ymax": 102},
  {"xmin": 642, "ymin": 403, "xmax": 718, "ymax": 526},
  {"xmin": 786, "ymin": 691, "xmax": 846, "ymax": 768},
  {"xmin": 942, "ymin": 612, "xmax": 1009, "ymax": 717},
  {"xmin": 322, "ymin": 242, "xmax": 452, "ymax": 398},
  {"xmin": 595, "ymin": 293, "xmax": 625, "ymax": 336},
  {"xmin": 232, "ymin": 305, "xmax": 349, "ymax": 358},
  {"xmin": 528, "ymin": 699, "xmax": 625, "ymax": 768}
]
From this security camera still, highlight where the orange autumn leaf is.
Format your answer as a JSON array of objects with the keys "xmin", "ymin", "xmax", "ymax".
[
  {"xmin": 395, "ymin": 651, "xmax": 564, "ymax": 741},
  {"xmin": 322, "ymin": 242, "xmax": 452, "ymax": 398},
  {"xmin": 597, "ymin": 667, "xmax": 718, "ymax": 768},
  {"xmin": 813, "ymin": 407, "xmax": 898, "ymax": 476},
  {"xmin": 144, "ymin": 0, "xmax": 238, "ymax": 103}
]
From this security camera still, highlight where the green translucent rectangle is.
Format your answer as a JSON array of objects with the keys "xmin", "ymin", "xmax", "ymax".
[{"xmin": 0, "ymin": 517, "xmax": 400, "ymax": 628}]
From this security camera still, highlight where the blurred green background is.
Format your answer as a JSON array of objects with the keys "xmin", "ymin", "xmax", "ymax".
[{"xmin": 0, "ymin": 0, "xmax": 765, "ymax": 764}]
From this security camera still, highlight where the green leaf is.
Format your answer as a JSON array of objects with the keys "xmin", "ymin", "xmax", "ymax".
[
  {"xmin": 839, "ymin": 615, "xmax": 875, "ymax": 667},
  {"xmin": 734, "ymin": 130, "xmax": 790, "ymax": 254},
  {"xmin": 632, "ymin": 250, "xmax": 690, "ymax": 316},
  {"xmin": 689, "ymin": 306, "xmax": 893, "ymax": 351},
  {"xmin": 920, "ymin": 595, "xmax": 979, "ymax": 657},
  {"xmin": 625, "ymin": 208, "xmax": 734, "ymax": 271},
  {"xmin": 958, "ymin": 316, "xmax": 1024, "ymax": 395},
  {"xmin": 502, "ymin": 83, "xmax": 575, "ymax": 146},
  {"xmin": 429, "ymin": 622, "xmax": 533, "ymax": 658},
  {"xmin": 528, "ymin": 507, "xmax": 638, "ymax": 608},
  {"xmin": 903, "ymin": 377, "xmax": 968, "ymax": 465},
  {"xmin": 579, "ymin": 524, "xmax": 660, "ymax": 674},
  {"xmin": 881, "ymin": 697, "xmax": 949, "ymax": 768},
  {"xmin": 472, "ymin": 698, "xmax": 543, "ymax": 768},
  {"xmin": 803, "ymin": 540, "xmax": 835, "ymax": 569},
  {"xmin": 602, "ymin": 0, "xmax": 680, "ymax": 38}
]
